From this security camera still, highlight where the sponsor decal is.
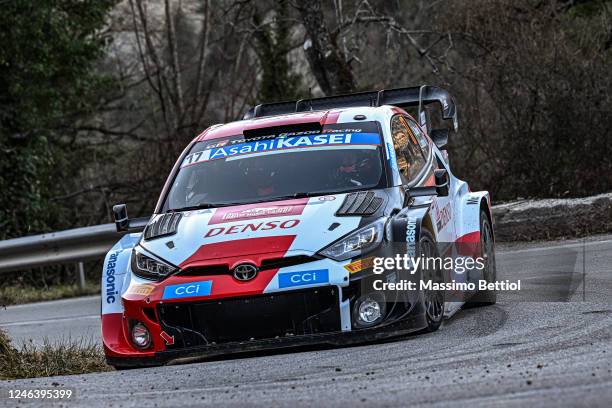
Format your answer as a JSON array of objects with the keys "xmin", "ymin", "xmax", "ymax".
[
  {"xmin": 182, "ymin": 208, "xmax": 212, "ymax": 217},
  {"xmin": 208, "ymin": 199, "xmax": 308, "ymax": 225},
  {"xmin": 204, "ymin": 219, "xmax": 300, "ymax": 238},
  {"xmin": 105, "ymin": 251, "xmax": 120, "ymax": 304},
  {"xmin": 224, "ymin": 206, "xmax": 292, "ymax": 220},
  {"xmin": 278, "ymin": 269, "xmax": 329, "ymax": 288},
  {"xmin": 386, "ymin": 142, "xmax": 398, "ymax": 170},
  {"xmin": 127, "ymin": 283, "xmax": 155, "ymax": 297},
  {"xmin": 419, "ymin": 110, "xmax": 427, "ymax": 128},
  {"xmin": 406, "ymin": 217, "xmax": 418, "ymax": 257},
  {"xmin": 344, "ymin": 257, "xmax": 375, "ymax": 274},
  {"xmin": 204, "ymin": 139, "xmax": 229, "ymax": 149},
  {"xmin": 162, "ymin": 280, "xmax": 213, "ymax": 300},
  {"xmin": 202, "ymin": 128, "xmax": 369, "ymax": 149},
  {"xmin": 434, "ymin": 201, "xmax": 452, "ymax": 231},
  {"xmin": 318, "ymin": 195, "xmax": 336, "ymax": 201},
  {"xmin": 209, "ymin": 200, "xmax": 307, "ymax": 225},
  {"xmin": 181, "ymin": 133, "xmax": 381, "ymax": 167},
  {"xmin": 466, "ymin": 196, "xmax": 480, "ymax": 205}
]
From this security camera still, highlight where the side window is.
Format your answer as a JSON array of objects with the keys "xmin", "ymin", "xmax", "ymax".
[
  {"xmin": 391, "ymin": 115, "xmax": 427, "ymax": 182},
  {"xmin": 405, "ymin": 117, "xmax": 431, "ymax": 158}
]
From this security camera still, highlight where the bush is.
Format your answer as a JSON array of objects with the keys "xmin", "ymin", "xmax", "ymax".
[
  {"xmin": 0, "ymin": 282, "xmax": 99, "ymax": 306},
  {"xmin": 0, "ymin": 328, "xmax": 12, "ymax": 356},
  {"xmin": 0, "ymin": 329, "xmax": 110, "ymax": 380}
]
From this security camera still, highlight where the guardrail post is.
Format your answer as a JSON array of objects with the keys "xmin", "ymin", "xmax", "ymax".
[{"xmin": 77, "ymin": 262, "xmax": 86, "ymax": 290}]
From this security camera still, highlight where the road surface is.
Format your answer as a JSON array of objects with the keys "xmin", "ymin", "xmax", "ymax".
[{"xmin": 1, "ymin": 235, "xmax": 611, "ymax": 407}]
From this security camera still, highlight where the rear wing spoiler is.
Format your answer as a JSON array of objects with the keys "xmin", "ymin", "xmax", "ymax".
[{"xmin": 243, "ymin": 85, "xmax": 458, "ymax": 132}]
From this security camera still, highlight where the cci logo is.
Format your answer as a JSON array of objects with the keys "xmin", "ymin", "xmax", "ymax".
[
  {"xmin": 162, "ymin": 280, "xmax": 213, "ymax": 300},
  {"xmin": 278, "ymin": 269, "xmax": 329, "ymax": 288}
]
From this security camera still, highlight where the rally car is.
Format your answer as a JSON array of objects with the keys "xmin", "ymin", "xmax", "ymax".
[{"xmin": 102, "ymin": 85, "xmax": 496, "ymax": 368}]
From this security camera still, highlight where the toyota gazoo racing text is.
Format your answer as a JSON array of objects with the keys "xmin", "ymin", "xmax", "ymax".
[{"xmin": 101, "ymin": 86, "xmax": 497, "ymax": 368}]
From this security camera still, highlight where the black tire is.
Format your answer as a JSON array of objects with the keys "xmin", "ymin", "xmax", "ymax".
[
  {"xmin": 112, "ymin": 365, "xmax": 136, "ymax": 371},
  {"xmin": 467, "ymin": 210, "xmax": 497, "ymax": 306},
  {"xmin": 419, "ymin": 228, "xmax": 445, "ymax": 332}
]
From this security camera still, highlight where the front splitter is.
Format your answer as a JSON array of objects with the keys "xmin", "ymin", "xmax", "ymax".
[{"xmin": 106, "ymin": 314, "xmax": 427, "ymax": 368}]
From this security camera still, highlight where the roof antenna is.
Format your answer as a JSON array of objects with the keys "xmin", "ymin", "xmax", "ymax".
[
  {"xmin": 308, "ymin": 87, "xmax": 313, "ymax": 111},
  {"xmin": 418, "ymin": 85, "xmax": 428, "ymax": 130}
]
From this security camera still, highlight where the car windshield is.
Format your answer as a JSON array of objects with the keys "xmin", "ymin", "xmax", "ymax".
[{"xmin": 163, "ymin": 121, "xmax": 386, "ymax": 211}]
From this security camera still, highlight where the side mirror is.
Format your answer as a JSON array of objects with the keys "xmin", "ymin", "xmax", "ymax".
[
  {"xmin": 434, "ymin": 169, "xmax": 449, "ymax": 197},
  {"xmin": 430, "ymin": 129, "xmax": 449, "ymax": 149},
  {"xmin": 404, "ymin": 169, "xmax": 450, "ymax": 201},
  {"xmin": 113, "ymin": 204, "xmax": 129, "ymax": 232},
  {"xmin": 405, "ymin": 186, "xmax": 437, "ymax": 201}
]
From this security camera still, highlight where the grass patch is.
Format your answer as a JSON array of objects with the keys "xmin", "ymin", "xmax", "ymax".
[
  {"xmin": 0, "ymin": 328, "xmax": 111, "ymax": 379},
  {"xmin": 0, "ymin": 282, "xmax": 99, "ymax": 306}
]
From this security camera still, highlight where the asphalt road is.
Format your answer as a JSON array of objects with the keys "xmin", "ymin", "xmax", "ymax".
[
  {"xmin": 1, "ymin": 235, "xmax": 611, "ymax": 407},
  {"xmin": 0, "ymin": 296, "xmax": 101, "ymax": 347}
]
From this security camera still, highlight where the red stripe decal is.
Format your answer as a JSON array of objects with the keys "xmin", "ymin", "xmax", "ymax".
[
  {"xmin": 456, "ymin": 231, "xmax": 480, "ymax": 243},
  {"xmin": 167, "ymin": 235, "xmax": 297, "ymax": 299},
  {"xmin": 455, "ymin": 231, "xmax": 482, "ymax": 257},
  {"xmin": 323, "ymin": 110, "xmax": 340, "ymax": 124},
  {"xmin": 179, "ymin": 235, "xmax": 296, "ymax": 268}
]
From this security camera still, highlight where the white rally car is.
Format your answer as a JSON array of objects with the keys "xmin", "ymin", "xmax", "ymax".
[{"xmin": 102, "ymin": 85, "xmax": 496, "ymax": 368}]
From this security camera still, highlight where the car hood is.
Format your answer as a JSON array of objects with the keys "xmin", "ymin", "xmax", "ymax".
[{"xmin": 139, "ymin": 194, "xmax": 366, "ymax": 269}]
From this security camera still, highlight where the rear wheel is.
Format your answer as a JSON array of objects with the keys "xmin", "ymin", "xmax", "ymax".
[
  {"xmin": 420, "ymin": 228, "xmax": 445, "ymax": 332},
  {"xmin": 467, "ymin": 210, "xmax": 497, "ymax": 306}
]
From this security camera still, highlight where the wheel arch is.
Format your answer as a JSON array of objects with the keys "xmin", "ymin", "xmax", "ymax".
[
  {"xmin": 455, "ymin": 191, "xmax": 492, "ymax": 242},
  {"xmin": 388, "ymin": 204, "xmax": 432, "ymax": 249}
]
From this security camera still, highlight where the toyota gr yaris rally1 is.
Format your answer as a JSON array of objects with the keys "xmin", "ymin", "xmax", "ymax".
[{"xmin": 101, "ymin": 86, "xmax": 496, "ymax": 368}]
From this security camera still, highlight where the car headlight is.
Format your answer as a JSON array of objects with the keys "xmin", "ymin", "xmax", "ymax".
[
  {"xmin": 319, "ymin": 219, "xmax": 386, "ymax": 261},
  {"xmin": 131, "ymin": 248, "xmax": 178, "ymax": 281}
]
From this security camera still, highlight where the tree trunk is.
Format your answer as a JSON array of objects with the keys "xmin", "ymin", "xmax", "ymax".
[{"xmin": 296, "ymin": 0, "xmax": 355, "ymax": 95}]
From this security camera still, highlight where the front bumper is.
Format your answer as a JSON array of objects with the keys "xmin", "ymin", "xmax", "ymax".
[
  {"xmin": 107, "ymin": 311, "xmax": 427, "ymax": 368},
  {"xmin": 104, "ymin": 250, "xmax": 425, "ymax": 367}
]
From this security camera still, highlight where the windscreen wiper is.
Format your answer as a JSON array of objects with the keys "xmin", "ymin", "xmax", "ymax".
[
  {"xmin": 170, "ymin": 192, "xmax": 342, "ymax": 212},
  {"xmin": 263, "ymin": 192, "xmax": 330, "ymax": 201},
  {"xmin": 168, "ymin": 202, "xmax": 245, "ymax": 212},
  {"xmin": 270, "ymin": 189, "xmax": 363, "ymax": 201},
  {"xmin": 249, "ymin": 191, "xmax": 340, "ymax": 204}
]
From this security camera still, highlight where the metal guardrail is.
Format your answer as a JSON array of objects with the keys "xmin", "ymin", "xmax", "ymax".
[
  {"xmin": 1, "ymin": 193, "xmax": 608, "ymax": 280},
  {"xmin": 0, "ymin": 218, "xmax": 148, "ymax": 274}
]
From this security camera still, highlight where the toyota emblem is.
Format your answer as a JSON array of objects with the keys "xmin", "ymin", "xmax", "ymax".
[{"xmin": 233, "ymin": 263, "xmax": 258, "ymax": 281}]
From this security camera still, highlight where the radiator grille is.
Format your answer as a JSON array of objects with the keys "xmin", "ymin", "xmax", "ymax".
[{"xmin": 158, "ymin": 287, "xmax": 340, "ymax": 348}]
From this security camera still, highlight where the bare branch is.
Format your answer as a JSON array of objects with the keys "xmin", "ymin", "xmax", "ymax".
[{"xmin": 164, "ymin": 0, "xmax": 185, "ymax": 123}]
